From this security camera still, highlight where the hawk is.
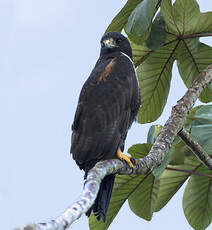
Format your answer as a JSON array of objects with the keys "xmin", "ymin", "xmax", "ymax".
[{"xmin": 71, "ymin": 31, "xmax": 141, "ymax": 222}]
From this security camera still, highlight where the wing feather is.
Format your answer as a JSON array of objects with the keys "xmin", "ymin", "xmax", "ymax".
[{"xmin": 71, "ymin": 54, "xmax": 140, "ymax": 170}]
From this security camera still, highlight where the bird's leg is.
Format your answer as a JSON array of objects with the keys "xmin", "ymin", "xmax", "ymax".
[{"xmin": 117, "ymin": 148, "xmax": 133, "ymax": 168}]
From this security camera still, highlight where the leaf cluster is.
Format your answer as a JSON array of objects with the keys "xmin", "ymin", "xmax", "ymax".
[
  {"xmin": 89, "ymin": 0, "xmax": 212, "ymax": 229},
  {"xmin": 108, "ymin": 0, "xmax": 212, "ymax": 124}
]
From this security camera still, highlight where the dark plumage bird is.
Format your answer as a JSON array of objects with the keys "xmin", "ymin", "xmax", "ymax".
[{"xmin": 71, "ymin": 31, "xmax": 141, "ymax": 222}]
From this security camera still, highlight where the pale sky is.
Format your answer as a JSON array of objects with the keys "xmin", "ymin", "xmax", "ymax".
[{"xmin": 1, "ymin": 1, "xmax": 212, "ymax": 230}]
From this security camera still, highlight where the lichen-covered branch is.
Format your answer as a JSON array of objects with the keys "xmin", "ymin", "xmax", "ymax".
[
  {"xmin": 13, "ymin": 160, "xmax": 129, "ymax": 230},
  {"xmin": 13, "ymin": 64, "xmax": 212, "ymax": 230},
  {"xmin": 178, "ymin": 128, "xmax": 212, "ymax": 169}
]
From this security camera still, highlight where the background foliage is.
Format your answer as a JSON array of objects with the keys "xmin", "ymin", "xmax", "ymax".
[{"xmin": 89, "ymin": 0, "xmax": 212, "ymax": 229}]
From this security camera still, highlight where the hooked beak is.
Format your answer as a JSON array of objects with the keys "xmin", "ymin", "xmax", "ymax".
[{"xmin": 103, "ymin": 38, "xmax": 117, "ymax": 48}]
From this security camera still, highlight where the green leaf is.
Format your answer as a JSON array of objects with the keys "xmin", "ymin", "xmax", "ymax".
[
  {"xmin": 146, "ymin": 11, "xmax": 166, "ymax": 50},
  {"xmin": 125, "ymin": 0, "xmax": 161, "ymax": 45},
  {"xmin": 128, "ymin": 143, "xmax": 152, "ymax": 159},
  {"xmin": 193, "ymin": 105, "xmax": 212, "ymax": 125},
  {"xmin": 131, "ymin": 40, "xmax": 152, "ymax": 67},
  {"xmin": 128, "ymin": 144, "xmax": 160, "ymax": 221},
  {"xmin": 169, "ymin": 141, "xmax": 188, "ymax": 165},
  {"xmin": 169, "ymin": 106, "xmax": 204, "ymax": 165},
  {"xmin": 155, "ymin": 165, "xmax": 189, "ymax": 212},
  {"xmin": 130, "ymin": 0, "xmax": 212, "ymax": 123},
  {"xmin": 89, "ymin": 144, "xmax": 151, "ymax": 230},
  {"xmin": 190, "ymin": 105, "xmax": 212, "ymax": 155},
  {"xmin": 89, "ymin": 174, "xmax": 146, "ymax": 230},
  {"xmin": 160, "ymin": 0, "xmax": 178, "ymax": 34},
  {"xmin": 183, "ymin": 166, "xmax": 212, "ymax": 230},
  {"xmin": 177, "ymin": 41, "xmax": 212, "ymax": 103},
  {"xmin": 126, "ymin": 0, "xmax": 159, "ymax": 37},
  {"xmin": 185, "ymin": 105, "xmax": 203, "ymax": 127},
  {"xmin": 173, "ymin": 0, "xmax": 212, "ymax": 35},
  {"xmin": 155, "ymin": 157, "xmax": 201, "ymax": 212},
  {"xmin": 105, "ymin": 0, "xmax": 143, "ymax": 33},
  {"xmin": 160, "ymin": 0, "xmax": 212, "ymax": 103},
  {"xmin": 161, "ymin": 0, "xmax": 212, "ymax": 35},
  {"xmin": 191, "ymin": 124, "xmax": 212, "ymax": 155},
  {"xmin": 128, "ymin": 174, "xmax": 159, "ymax": 221},
  {"xmin": 137, "ymin": 35, "xmax": 178, "ymax": 123},
  {"xmin": 147, "ymin": 125, "xmax": 163, "ymax": 144}
]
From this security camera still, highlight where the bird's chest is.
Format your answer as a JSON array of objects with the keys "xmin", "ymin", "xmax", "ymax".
[
  {"xmin": 81, "ymin": 56, "xmax": 134, "ymax": 106},
  {"xmin": 88, "ymin": 58, "xmax": 131, "ymax": 88}
]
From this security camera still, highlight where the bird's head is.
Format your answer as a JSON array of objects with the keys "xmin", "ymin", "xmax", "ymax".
[{"xmin": 100, "ymin": 32, "xmax": 132, "ymax": 59}]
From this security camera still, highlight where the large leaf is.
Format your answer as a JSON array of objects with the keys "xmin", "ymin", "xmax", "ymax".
[
  {"xmin": 128, "ymin": 143, "xmax": 159, "ymax": 220},
  {"xmin": 146, "ymin": 11, "xmax": 166, "ymax": 50},
  {"xmin": 160, "ymin": 0, "xmax": 178, "ymax": 34},
  {"xmin": 125, "ymin": 0, "xmax": 161, "ymax": 44},
  {"xmin": 183, "ymin": 166, "xmax": 212, "ymax": 230},
  {"xmin": 161, "ymin": 0, "xmax": 212, "ymax": 36},
  {"xmin": 160, "ymin": 0, "xmax": 212, "ymax": 103},
  {"xmin": 192, "ymin": 105, "xmax": 212, "ymax": 125},
  {"xmin": 185, "ymin": 105, "xmax": 203, "ymax": 127},
  {"xmin": 137, "ymin": 35, "xmax": 178, "ymax": 123},
  {"xmin": 130, "ymin": 0, "xmax": 212, "ymax": 123},
  {"xmin": 128, "ymin": 174, "xmax": 159, "ymax": 221},
  {"xmin": 169, "ymin": 141, "xmax": 188, "ymax": 165},
  {"xmin": 177, "ymin": 41, "xmax": 212, "ymax": 103},
  {"xmin": 89, "ymin": 174, "xmax": 146, "ymax": 230},
  {"xmin": 105, "ymin": 0, "xmax": 143, "ymax": 33},
  {"xmin": 190, "ymin": 105, "xmax": 212, "ymax": 155},
  {"xmin": 155, "ymin": 156, "xmax": 201, "ymax": 212},
  {"xmin": 147, "ymin": 124, "xmax": 162, "ymax": 144},
  {"xmin": 128, "ymin": 143, "xmax": 152, "ymax": 159},
  {"xmin": 131, "ymin": 40, "xmax": 152, "ymax": 67},
  {"xmin": 128, "ymin": 143, "xmax": 160, "ymax": 220},
  {"xmin": 191, "ymin": 124, "xmax": 212, "ymax": 155},
  {"xmin": 126, "ymin": 0, "xmax": 159, "ymax": 36},
  {"xmin": 89, "ymin": 144, "xmax": 152, "ymax": 230}
]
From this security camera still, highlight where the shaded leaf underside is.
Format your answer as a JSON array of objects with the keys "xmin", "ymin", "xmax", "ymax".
[
  {"xmin": 136, "ymin": 36, "xmax": 178, "ymax": 123},
  {"xmin": 130, "ymin": 0, "xmax": 212, "ymax": 123},
  {"xmin": 89, "ymin": 144, "xmax": 152, "ymax": 230},
  {"xmin": 155, "ymin": 155, "xmax": 202, "ymax": 212},
  {"xmin": 183, "ymin": 166, "xmax": 212, "ymax": 230}
]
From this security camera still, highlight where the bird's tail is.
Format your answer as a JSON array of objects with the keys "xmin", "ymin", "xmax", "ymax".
[{"xmin": 86, "ymin": 174, "xmax": 115, "ymax": 222}]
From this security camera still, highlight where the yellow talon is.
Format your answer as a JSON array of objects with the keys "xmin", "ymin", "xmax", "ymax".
[{"xmin": 117, "ymin": 148, "xmax": 133, "ymax": 168}]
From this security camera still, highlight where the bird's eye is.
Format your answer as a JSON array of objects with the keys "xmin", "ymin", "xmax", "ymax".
[{"xmin": 116, "ymin": 39, "xmax": 122, "ymax": 44}]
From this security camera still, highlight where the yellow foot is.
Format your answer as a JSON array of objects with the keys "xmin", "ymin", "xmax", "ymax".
[{"xmin": 117, "ymin": 148, "xmax": 133, "ymax": 168}]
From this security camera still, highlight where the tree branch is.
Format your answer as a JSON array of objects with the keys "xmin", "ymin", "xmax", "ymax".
[
  {"xmin": 13, "ymin": 64, "xmax": 212, "ymax": 230},
  {"xmin": 178, "ymin": 128, "xmax": 212, "ymax": 169}
]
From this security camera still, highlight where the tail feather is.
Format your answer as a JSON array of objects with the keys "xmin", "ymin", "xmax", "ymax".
[{"xmin": 86, "ymin": 174, "xmax": 115, "ymax": 222}]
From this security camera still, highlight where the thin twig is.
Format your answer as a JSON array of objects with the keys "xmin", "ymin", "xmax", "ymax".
[
  {"xmin": 14, "ymin": 64, "xmax": 212, "ymax": 230},
  {"xmin": 178, "ymin": 128, "xmax": 212, "ymax": 170},
  {"xmin": 166, "ymin": 166, "xmax": 212, "ymax": 178},
  {"xmin": 182, "ymin": 32, "xmax": 212, "ymax": 39}
]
